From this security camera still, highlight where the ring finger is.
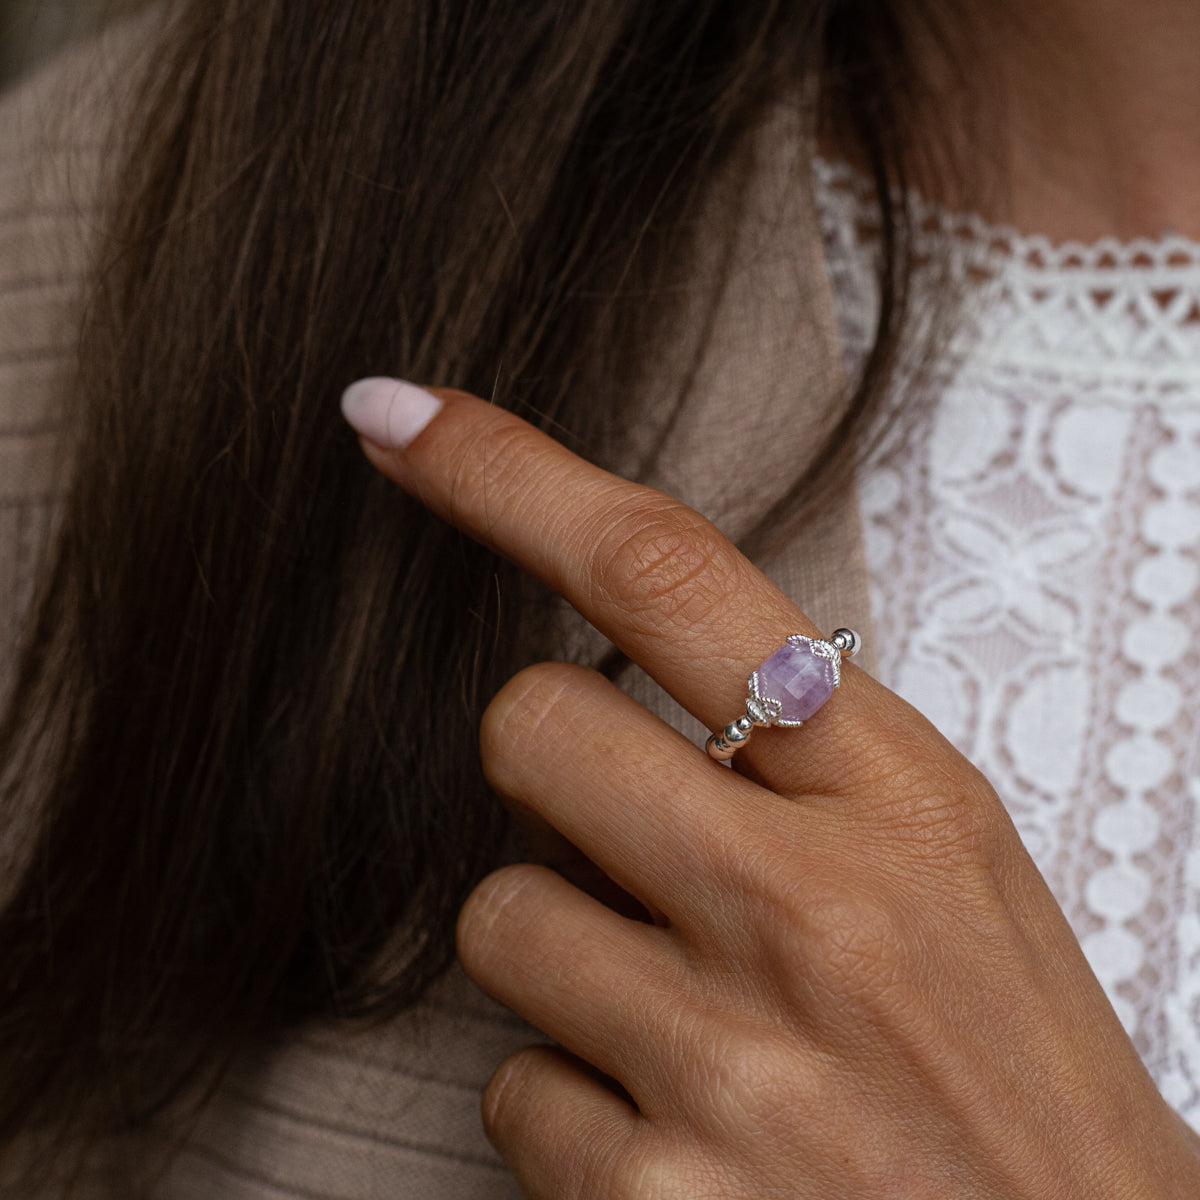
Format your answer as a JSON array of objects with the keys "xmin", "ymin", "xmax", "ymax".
[{"xmin": 457, "ymin": 861, "xmax": 687, "ymax": 1109}]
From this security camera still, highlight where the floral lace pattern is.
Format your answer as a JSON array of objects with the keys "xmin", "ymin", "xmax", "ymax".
[{"xmin": 815, "ymin": 159, "xmax": 1200, "ymax": 1124}]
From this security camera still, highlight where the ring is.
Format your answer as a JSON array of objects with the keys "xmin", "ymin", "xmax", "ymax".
[{"xmin": 704, "ymin": 629, "xmax": 861, "ymax": 761}]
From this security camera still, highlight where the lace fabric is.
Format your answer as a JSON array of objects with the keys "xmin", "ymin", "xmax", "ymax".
[{"xmin": 815, "ymin": 159, "xmax": 1200, "ymax": 1123}]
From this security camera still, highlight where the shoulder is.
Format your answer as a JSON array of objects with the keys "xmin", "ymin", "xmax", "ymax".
[
  {"xmin": 0, "ymin": 3, "xmax": 168, "ymax": 191},
  {"xmin": 0, "ymin": 6, "xmax": 166, "ymax": 502}
]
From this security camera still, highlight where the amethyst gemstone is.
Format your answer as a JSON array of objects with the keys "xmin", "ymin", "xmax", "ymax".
[{"xmin": 752, "ymin": 640, "xmax": 837, "ymax": 723}]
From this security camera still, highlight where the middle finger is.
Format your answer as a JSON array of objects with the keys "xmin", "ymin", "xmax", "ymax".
[{"xmin": 480, "ymin": 659, "xmax": 782, "ymax": 922}]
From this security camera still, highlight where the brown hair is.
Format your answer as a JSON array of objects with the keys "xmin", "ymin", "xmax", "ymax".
[{"xmin": 0, "ymin": 0, "xmax": 978, "ymax": 1185}]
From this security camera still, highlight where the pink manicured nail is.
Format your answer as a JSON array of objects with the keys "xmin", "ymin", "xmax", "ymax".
[{"xmin": 340, "ymin": 377, "xmax": 442, "ymax": 449}]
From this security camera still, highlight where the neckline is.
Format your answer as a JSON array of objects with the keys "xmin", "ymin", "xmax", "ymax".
[
  {"xmin": 813, "ymin": 157, "xmax": 1200, "ymax": 390},
  {"xmin": 813, "ymin": 157, "xmax": 1200, "ymax": 279}
]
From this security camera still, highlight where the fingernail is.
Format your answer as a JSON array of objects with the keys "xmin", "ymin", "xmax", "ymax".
[{"xmin": 340, "ymin": 377, "xmax": 442, "ymax": 449}]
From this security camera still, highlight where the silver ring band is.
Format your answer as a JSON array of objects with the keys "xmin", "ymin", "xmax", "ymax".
[{"xmin": 705, "ymin": 628, "xmax": 861, "ymax": 761}]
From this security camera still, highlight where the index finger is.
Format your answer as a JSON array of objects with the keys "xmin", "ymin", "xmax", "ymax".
[{"xmin": 341, "ymin": 378, "xmax": 930, "ymax": 799}]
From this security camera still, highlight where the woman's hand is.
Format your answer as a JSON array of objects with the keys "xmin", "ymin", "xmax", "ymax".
[{"xmin": 342, "ymin": 378, "xmax": 1200, "ymax": 1198}]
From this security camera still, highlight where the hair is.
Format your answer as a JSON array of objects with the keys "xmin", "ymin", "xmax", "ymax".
[{"xmin": 0, "ymin": 0, "xmax": 981, "ymax": 1188}]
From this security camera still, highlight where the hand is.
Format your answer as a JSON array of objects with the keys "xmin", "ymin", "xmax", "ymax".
[{"xmin": 342, "ymin": 379, "xmax": 1200, "ymax": 1198}]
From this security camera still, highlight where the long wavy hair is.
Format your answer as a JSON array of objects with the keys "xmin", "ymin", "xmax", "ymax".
[{"xmin": 0, "ymin": 0, "xmax": 980, "ymax": 1186}]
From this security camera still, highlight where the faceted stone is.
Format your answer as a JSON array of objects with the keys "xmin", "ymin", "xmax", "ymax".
[{"xmin": 752, "ymin": 640, "xmax": 837, "ymax": 723}]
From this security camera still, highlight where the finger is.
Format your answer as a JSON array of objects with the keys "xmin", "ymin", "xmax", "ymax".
[
  {"xmin": 482, "ymin": 1045, "xmax": 648, "ymax": 1200},
  {"xmin": 341, "ymin": 380, "xmax": 928, "ymax": 803},
  {"xmin": 457, "ymin": 862, "xmax": 686, "ymax": 1103},
  {"xmin": 480, "ymin": 660, "xmax": 780, "ymax": 923}
]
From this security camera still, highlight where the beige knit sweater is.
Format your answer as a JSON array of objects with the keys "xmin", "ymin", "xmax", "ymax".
[{"xmin": 0, "ymin": 16, "xmax": 872, "ymax": 1197}]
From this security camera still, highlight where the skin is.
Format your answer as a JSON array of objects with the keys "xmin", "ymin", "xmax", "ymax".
[
  {"xmin": 350, "ymin": 389, "xmax": 1200, "ymax": 1197},
  {"xmin": 949, "ymin": 0, "xmax": 1200, "ymax": 240}
]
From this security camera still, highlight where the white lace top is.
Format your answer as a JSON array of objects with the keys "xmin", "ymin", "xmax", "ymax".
[{"xmin": 815, "ymin": 160, "xmax": 1200, "ymax": 1125}]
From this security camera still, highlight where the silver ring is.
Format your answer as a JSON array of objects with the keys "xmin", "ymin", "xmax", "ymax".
[{"xmin": 704, "ymin": 629, "xmax": 861, "ymax": 761}]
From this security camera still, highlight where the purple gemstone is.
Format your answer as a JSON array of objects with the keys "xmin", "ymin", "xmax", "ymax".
[{"xmin": 752, "ymin": 639, "xmax": 837, "ymax": 723}]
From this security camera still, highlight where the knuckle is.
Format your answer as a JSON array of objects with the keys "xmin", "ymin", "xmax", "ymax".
[
  {"xmin": 485, "ymin": 1048, "xmax": 694, "ymax": 1200},
  {"xmin": 853, "ymin": 714, "xmax": 1009, "ymax": 866},
  {"xmin": 908, "ymin": 771, "xmax": 1006, "ymax": 868},
  {"xmin": 479, "ymin": 661, "xmax": 600, "ymax": 794},
  {"xmin": 694, "ymin": 1023, "xmax": 809, "ymax": 1136},
  {"xmin": 767, "ymin": 882, "xmax": 911, "ymax": 1015},
  {"xmin": 585, "ymin": 498, "xmax": 743, "ymax": 636},
  {"xmin": 480, "ymin": 1048, "xmax": 537, "ymax": 1148},
  {"xmin": 456, "ymin": 862, "xmax": 545, "ymax": 971},
  {"xmin": 607, "ymin": 1146, "xmax": 693, "ymax": 1200},
  {"xmin": 908, "ymin": 776, "xmax": 1008, "ymax": 869},
  {"xmin": 811, "ymin": 892, "xmax": 904, "ymax": 997}
]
